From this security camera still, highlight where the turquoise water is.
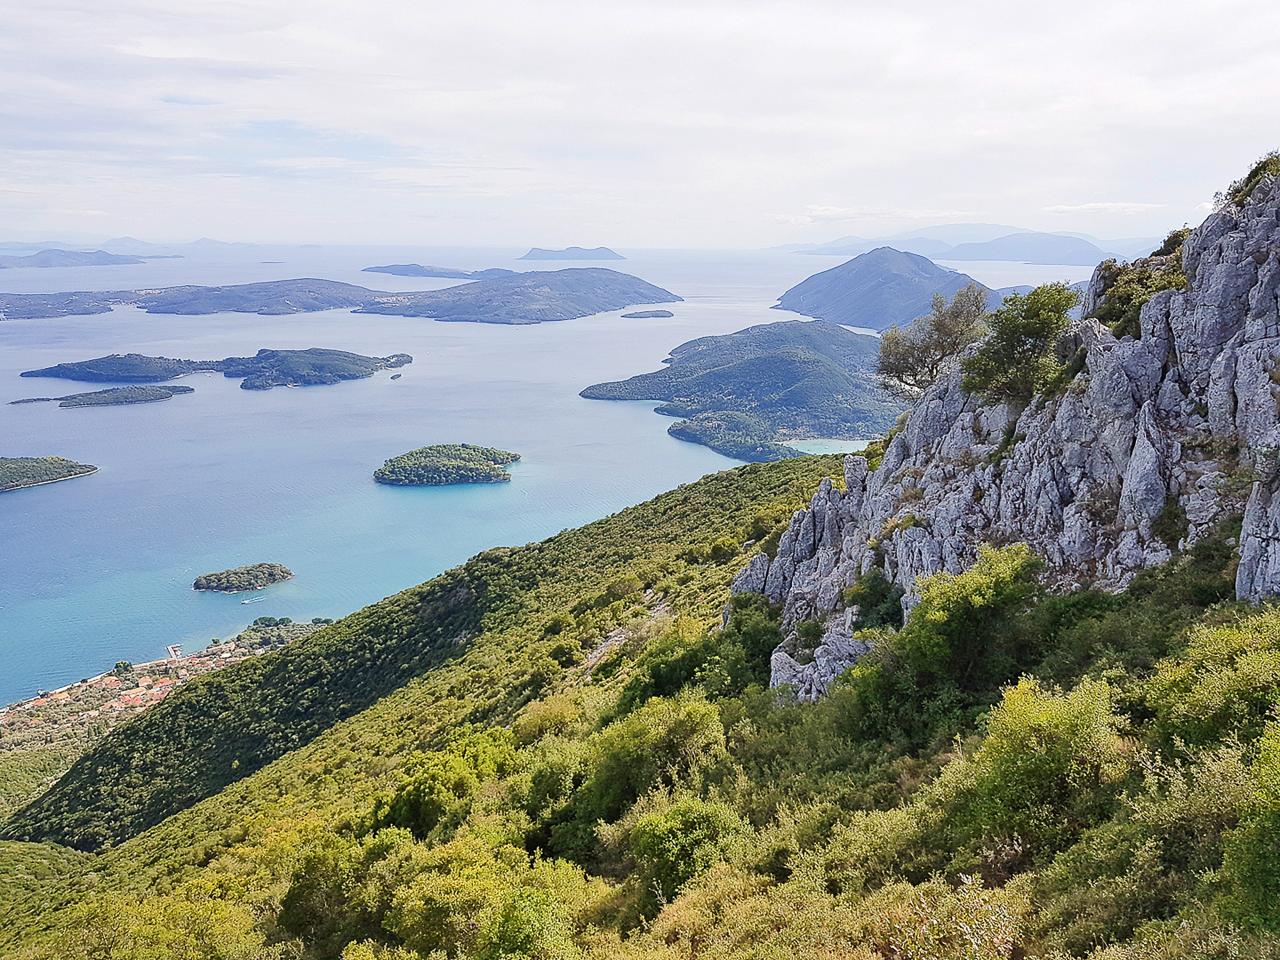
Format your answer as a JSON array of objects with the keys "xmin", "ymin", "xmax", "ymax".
[
  {"xmin": 0, "ymin": 248, "xmax": 825, "ymax": 702},
  {"xmin": 789, "ymin": 438, "xmax": 872, "ymax": 455}
]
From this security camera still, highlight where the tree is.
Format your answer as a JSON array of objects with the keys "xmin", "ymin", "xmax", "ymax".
[
  {"xmin": 961, "ymin": 283, "xmax": 1079, "ymax": 403},
  {"xmin": 877, "ymin": 284, "xmax": 988, "ymax": 397}
]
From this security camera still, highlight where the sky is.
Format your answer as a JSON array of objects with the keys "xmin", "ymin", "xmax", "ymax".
[{"xmin": 3, "ymin": 0, "xmax": 1279, "ymax": 248}]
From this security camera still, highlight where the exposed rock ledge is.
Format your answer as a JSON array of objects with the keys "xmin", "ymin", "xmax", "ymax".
[{"xmin": 733, "ymin": 172, "xmax": 1280, "ymax": 700}]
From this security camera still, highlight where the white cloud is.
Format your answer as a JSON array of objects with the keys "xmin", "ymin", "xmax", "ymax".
[{"xmin": 0, "ymin": 0, "xmax": 1277, "ymax": 244}]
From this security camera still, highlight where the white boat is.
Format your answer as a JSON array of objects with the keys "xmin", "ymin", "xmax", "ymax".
[{"xmin": 241, "ymin": 596, "xmax": 267, "ymax": 605}]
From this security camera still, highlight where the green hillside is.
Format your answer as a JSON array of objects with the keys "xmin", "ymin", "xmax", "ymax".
[{"xmin": 4, "ymin": 459, "xmax": 1280, "ymax": 958}]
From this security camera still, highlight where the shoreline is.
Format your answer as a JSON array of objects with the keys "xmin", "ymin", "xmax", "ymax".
[{"xmin": 1, "ymin": 465, "xmax": 99, "ymax": 493}]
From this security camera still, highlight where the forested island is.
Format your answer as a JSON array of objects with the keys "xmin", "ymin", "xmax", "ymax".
[
  {"xmin": 374, "ymin": 444, "xmax": 521, "ymax": 485},
  {"xmin": 0, "ymin": 269, "xmax": 678, "ymax": 323},
  {"xmin": 192, "ymin": 563, "xmax": 294, "ymax": 593},
  {"xmin": 11, "ymin": 385, "xmax": 194, "ymax": 408},
  {"xmin": 357, "ymin": 268, "xmax": 678, "ymax": 323},
  {"xmin": 21, "ymin": 349, "xmax": 412, "ymax": 391},
  {"xmin": 620, "ymin": 309, "xmax": 674, "ymax": 318},
  {"xmin": 0, "ymin": 456, "xmax": 97, "ymax": 492},
  {"xmin": 581, "ymin": 318, "xmax": 903, "ymax": 461},
  {"xmin": 518, "ymin": 246, "xmax": 624, "ymax": 260}
]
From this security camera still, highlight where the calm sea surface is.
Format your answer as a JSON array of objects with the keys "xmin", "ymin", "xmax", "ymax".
[{"xmin": 0, "ymin": 246, "xmax": 1090, "ymax": 702}]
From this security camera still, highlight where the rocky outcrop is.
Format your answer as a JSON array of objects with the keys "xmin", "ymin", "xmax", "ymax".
[{"xmin": 735, "ymin": 172, "xmax": 1280, "ymax": 699}]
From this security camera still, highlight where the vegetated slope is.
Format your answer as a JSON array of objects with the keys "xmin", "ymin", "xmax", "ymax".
[
  {"xmin": 773, "ymin": 246, "xmax": 1002, "ymax": 330},
  {"xmin": 2, "ymin": 456, "xmax": 837, "ymax": 854},
  {"xmin": 582, "ymin": 319, "xmax": 904, "ymax": 460},
  {"xmin": 4, "ymin": 491, "xmax": 1275, "ymax": 957}
]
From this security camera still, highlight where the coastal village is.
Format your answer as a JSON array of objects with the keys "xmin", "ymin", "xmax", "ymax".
[{"xmin": 0, "ymin": 618, "xmax": 325, "ymax": 754}]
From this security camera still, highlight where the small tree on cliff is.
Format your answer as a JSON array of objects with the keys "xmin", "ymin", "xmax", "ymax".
[
  {"xmin": 877, "ymin": 284, "xmax": 988, "ymax": 398},
  {"xmin": 962, "ymin": 282, "xmax": 1079, "ymax": 403}
]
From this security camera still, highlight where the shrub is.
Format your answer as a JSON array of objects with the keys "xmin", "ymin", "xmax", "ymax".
[
  {"xmin": 578, "ymin": 694, "xmax": 726, "ymax": 825},
  {"xmin": 1221, "ymin": 722, "xmax": 1280, "ymax": 930},
  {"xmin": 896, "ymin": 543, "xmax": 1043, "ymax": 690},
  {"xmin": 474, "ymin": 886, "xmax": 578, "ymax": 960},
  {"xmin": 629, "ymin": 796, "xmax": 749, "ymax": 909},
  {"xmin": 946, "ymin": 678, "xmax": 1130, "ymax": 865},
  {"xmin": 1146, "ymin": 607, "xmax": 1280, "ymax": 746},
  {"xmin": 842, "ymin": 567, "xmax": 905, "ymax": 630},
  {"xmin": 1151, "ymin": 226, "xmax": 1192, "ymax": 258},
  {"xmin": 1217, "ymin": 150, "xmax": 1280, "ymax": 207},
  {"xmin": 962, "ymin": 283, "xmax": 1080, "ymax": 403},
  {"xmin": 1090, "ymin": 257, "xmax": 1187, "ymax": 340}
]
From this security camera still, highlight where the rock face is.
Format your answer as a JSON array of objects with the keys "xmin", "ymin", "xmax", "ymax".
[{"xmin": 735, "ymin": 172, "xmax": 1280, "ymax": 699}]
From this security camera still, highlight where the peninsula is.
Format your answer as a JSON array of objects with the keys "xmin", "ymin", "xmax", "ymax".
[
  {"xmin": 0, "ymin": 269, "xmax": 677, "ymax": 323},
  {"xmin": 192, "ymin": 563, "xmax": 294, "ymax": 593},
  {"xmin": 11, "ymin": 385, "xmax": 195, "ymax": 408},
  {"xmin": 21, "ymin": 348, "xmax": 412, "ymax": 391},
  {"xmin": 518, "ymin": 246, "xmax": 625, "ymax": 260},
  {"xmin": 374, "ymin": 444, "xmax": 520, "ymax": 485},
  {"xmin": 581, "ymin": 318, "xmax": 903, "ymax": 461},
  {"xmin": 0, "ymin": 456, "xmax": 98, "ymax": 493}
]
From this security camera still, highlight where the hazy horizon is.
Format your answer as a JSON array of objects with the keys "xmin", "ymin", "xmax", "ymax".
[{"xmin": 5, "ymin": 0, "xmax": 1279, "ymax": 248}]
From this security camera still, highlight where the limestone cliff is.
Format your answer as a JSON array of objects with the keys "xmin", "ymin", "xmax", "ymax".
[{"xmin": 735, "ymin": 170, "xmax": 1280, "ymax": 700}]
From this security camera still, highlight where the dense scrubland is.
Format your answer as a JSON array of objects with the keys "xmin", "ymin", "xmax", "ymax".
[{"xmin": 2, "ymin": 448, "xmax": 1278, "ymax": 959}]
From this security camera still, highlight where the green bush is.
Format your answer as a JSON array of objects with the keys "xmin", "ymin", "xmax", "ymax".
[
  {"xmin": 629, "ymin": 796, "xmax": 749, "ymax": 909},
  {"xmin": 946, "ymin": 678, "xmax": 1129, "ymax": 865},
  {"xmin": 578, "ymin": 694, "xmax": 725, "ymax": 826},
  {"xmin": 962, "ymin": 283, "xmax": 1080, "ymax": 403},
  {"xmin": 842, "ymin": 567, "xmax": 905, "ymax": 629},
  {"xmin": 1221, "ymin": 722, "xmax": 1280, "ymax": 929},
  {"xmin": 1146, "ymin": 607, "xmax": 1280, "ymax": 746}
]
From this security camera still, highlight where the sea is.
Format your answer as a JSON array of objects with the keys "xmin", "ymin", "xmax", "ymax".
[{"xmin": 0, "ymin": 246, "xmax": 1093, "ymax": 704}]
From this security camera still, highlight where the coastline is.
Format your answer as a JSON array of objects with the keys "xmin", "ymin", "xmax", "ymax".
[{"xmin": 1, "ymin": 465, "xmax": 99, "ymax": 494}]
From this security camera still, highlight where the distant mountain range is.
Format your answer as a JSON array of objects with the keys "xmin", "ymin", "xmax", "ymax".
[
  {"xmin": 0, "ymin": 249, "xmax": 147, "ymax": 269},
  {"xmin": 787, "ymin": 223, "xmax": 1164, "ymax": 265},
  {"xmin": 0, "ymin": 269, "xmax": 680, "ymax": 324},
  {"xmin": 581, "ymin": 318, "xmax": 903, "ymax": 461},
  {"xmin": 518, "ymin": 246, "xmax": 625, "ymax": 261}
]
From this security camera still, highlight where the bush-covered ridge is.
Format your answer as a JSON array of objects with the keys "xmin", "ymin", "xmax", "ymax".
[
  {"xmin": 1, "ymin": 456, "xmax": 838, "ymax": 854},
  {"xmin": 374, "ymin": 444, "xmax": 522, "ymax": 486},
  {"xmin": 192, "ymin": 562, "xmax": 294, "ymax": 593},
  {"xmin": 9, "ymin": 511, "xmax": 1280, "ymax": 958}
]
